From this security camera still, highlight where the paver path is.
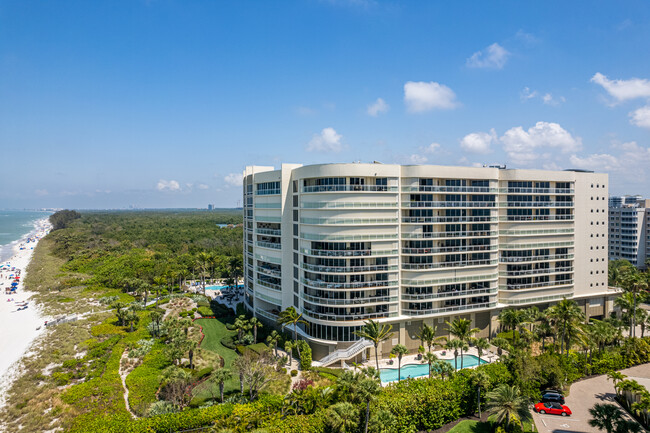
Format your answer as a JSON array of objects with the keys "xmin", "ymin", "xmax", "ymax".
[{"xmin": 532, "ymin": 363, "xmax": 650, "ymax": 432}]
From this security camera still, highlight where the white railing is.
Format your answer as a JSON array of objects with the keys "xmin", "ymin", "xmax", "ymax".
[{"xmin": 315, "ymin": 339, "xmax": 374, "ymax": 367}]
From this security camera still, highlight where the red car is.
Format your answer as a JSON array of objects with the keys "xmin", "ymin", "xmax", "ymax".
[{"xmin": 534, "ymin": 402, "xmax": 572, "ymax": 416}]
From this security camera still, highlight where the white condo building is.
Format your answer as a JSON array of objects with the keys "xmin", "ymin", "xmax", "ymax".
[
  {"xmin": 609, "ymin": 197, "xmax": 650, "ymax": 268},
  {"xmin": 243, "ymin": 163, "xmax": 617, "ymax": 363}
]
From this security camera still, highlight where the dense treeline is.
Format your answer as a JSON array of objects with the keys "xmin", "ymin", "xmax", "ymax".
[
  {"xmin": 49, "ymin": 209, "xmax": 81, "ymax": 230},
  {"xmin": 48, "ymin": 210, "xmax": 243, "ymax": 292}
]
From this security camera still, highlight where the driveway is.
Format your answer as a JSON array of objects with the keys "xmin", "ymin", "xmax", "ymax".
[{"xmin": 532, "ymin": 364, "xmax": 650, "ymax": 433}]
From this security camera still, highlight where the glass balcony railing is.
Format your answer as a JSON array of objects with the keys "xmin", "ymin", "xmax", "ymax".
[
  {"xmin": 501, "ymin": 187, "xmax": 574, "ymax": 194},
  {"xmin": 256, "ymin": 228, "xmax": 282, "ymax": 236},
  {"xmin": 499, "ymin": 253, "xmax": 573, "ymax": 263},
  {"xmin": 300, "ymin": 248, "xmax": 399, "ymax": 257},
  {"xmin": 499, "ymin": 266, "xmax": 573, "ymax": 276},
  {"xmin": 301, "ymin": 201, "xmax": 398, "ymax": 209},
  {"xmin": 500, "ymin": 202, "xmax": 573, "ymax": 208},
  {"xmin": 302, "ymin": 293, "xmax": 399, "ymax": 306},
  {"xmin": 256, "ymin": 241, "xmax": 281, "ymax": 250},
  {"xmin": 499, "ymin": 280, "xmax": 573, "ymax": 291},
  {"xmin": 499, "ymin": 228, "xmax": 574, "ymax": 236},
  {"xmin": 300, "ymin": 233, "xmax": 398, "ymax": 241},
  {"xmin": 401, "ymin": 186, "xmax": 498, "ymax": 193},
  {"xmin": 401, "ymin": 245, "xmax": 497, "ymax": 254},
  {"xmin": 402, "ymin": 230, "xmax": 497, "ymax": 239},
  {"xmin": 402, "ymin": 287, "xmax": 497, "ymax": 300},
  {"xmin": 402, "ymin": 216, "xmax": 497, "ymax": 223},
  {"xmin": 403, "ymin": 274, "xmax": 499, "ymax": 287},
  {"xmin": 301, "ymin": 263, "xmax": 398, "ymax": 273},
  {"xmin": 256, "ymin": 279, "xmax": 282, "ymax": 291},
  {"xmin": 302, "ymin": 309, "xmax": 398, "ymax": 322},
  {"xmin": 301, "ymin": 278, "xmax": 398, "ymax": 290},
  {"xmin": 499, "ymin": 215, "xmax": 574, "ymax": 222},
  {"xmin": 301, "ymin": 217, "xmax": 398, "ymax": 225},
  {"xmin": 402, "ymin": 259, "xmax": 498, "ymax": 270},
  {"xmin": 403, "ymin": 301, "xmax": 498, "ymax": 316},
  {"xmin": 403, "ymin": 201, "xmax": 497, "ymax": 208},
  {"xmin": 302, "ymin": 185, "xmax": 397, "ymax": 193},
  {"xmin": 500, "ymin": 292, "xmax": 574, "ymax": 305}
]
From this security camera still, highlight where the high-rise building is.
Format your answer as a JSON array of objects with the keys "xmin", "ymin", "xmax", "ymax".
[
  {"xmin": 243, "ymin": 163, "xmax": 617, "ymax": 364},
  {"xmin": 609, "ymin": 197, "xmax": 650, "ymax": 268}
]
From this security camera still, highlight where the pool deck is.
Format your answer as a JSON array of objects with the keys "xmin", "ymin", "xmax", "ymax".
[{"xmin": 359, "ymin": 346, "xmax": 499, "ymax": 384}]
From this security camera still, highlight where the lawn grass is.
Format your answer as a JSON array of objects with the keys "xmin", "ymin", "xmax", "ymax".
[
  {"xmin": 448, "ymin": 419, "xmax": 537, "ymax": 433},
  {"xmin": 191, "ymin": 318, "xmax": 241, "ymax": 403}
]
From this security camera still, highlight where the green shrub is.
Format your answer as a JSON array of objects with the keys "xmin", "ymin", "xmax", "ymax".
[
  {"xmin": 290, "ymin": 370, "xmax": 298, "ymax": 377},
  {"xmin": 311, "ymin": 366, "xmax": 344, "ymax": 379},
  {"xmin": 297, "ymin": 341, "xmax": 312, "ymax": 370},
  {"xmin": 192, "ymin": 367, "xmax": 214, "ymax": 381},
  {"xmin": 197, "ymin": 306, "xmax": 213, "ymax": 317},
  {"xmin": 220, "ymin": 336, "xmax": 236, "ymax": 350}
]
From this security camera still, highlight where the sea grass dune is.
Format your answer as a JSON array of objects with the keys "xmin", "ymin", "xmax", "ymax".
[{"xmin": 0, "ymin": 218, "xmax": 51, "ymax": 409}]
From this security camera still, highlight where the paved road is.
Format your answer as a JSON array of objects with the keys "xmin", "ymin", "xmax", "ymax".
[{"xmin": 532, "ymin": 364, "xmax": 650, "ymax": 433}]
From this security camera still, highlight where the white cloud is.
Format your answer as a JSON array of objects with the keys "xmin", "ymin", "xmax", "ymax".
[
  {"xmin": 34, "ymin": 189, "xmax": 48, "ymax": 196},
  {"xmin": 542, "ymin": 93, "xmax": 566, "ymax": 106},
  {"xmin": 407, "ymin": 154, "xmax": 428, "ymax": 164},
  {"xmin": 630, "ymin": 105, "xmax": 650, "ymax": 129},
  {"xmin": 157, "ymin": 180, "xmax": 181, "ymax": 192},
  {"xmin": 568, "ymin": 141, "xmax": 650, "ymax": 177},
  {"xmin": 306, "ymin": 127, "xmax": 343, "ymax": 152},
  {"xmin": 591, "ymin": 73, "xmax": 650, "ymax": 102},
  {"xmin": 501, "ymin": 121, "xmax": 582, "ymax": 165},
  {"xmin": 569, "ymin": 153, "xmax": 621, "ymax": 172},
  {"xmin": 419, "ymin": 142, "xmax": 441, "ymax": 154},
  {"xmin": 224, "ymin": 173, "xmax": 243, "ymax": 187},
  {"xmin": 198, "ymin": 183, "xmax": 210, "ymax": 190},
  {"xmin": 460, "ymin": 129, "xmax": 496, "ymax": 154},
  {"xmin": 520, "ymin": 87, "xmax": 537, "ymax": 100},
  {"xmin": 466, "ymin": 43, "xmax": 510, "ymax": 69},
  {"xmin": 404, "ymin": 81, "xmax": 458, "ymax": 112},
  {"xmin": 367, "ymin": 98, "xmax": 389, "ymax": 116}
]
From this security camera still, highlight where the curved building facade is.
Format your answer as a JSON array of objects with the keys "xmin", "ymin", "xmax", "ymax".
[{"xmin": 243, "ymin": 163, "xmax": 616, "ymax": 362}]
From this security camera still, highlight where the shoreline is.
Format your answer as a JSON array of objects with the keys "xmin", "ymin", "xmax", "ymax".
[{"xmin": 0, "ymin": 217, "xmax": 52, "ymax": 410}]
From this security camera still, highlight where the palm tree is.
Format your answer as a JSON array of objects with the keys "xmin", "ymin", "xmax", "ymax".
[
  {"xmin": 125, "ymin": 309, "xmax": 139, "ymax": 332},
  {"xmin": 432, "ymin": 359, "xmax": 454, "ymax": 381},
  {"xmin": 249, "ymin": 317, "xmax": 263, "ymax": 343},
  {"xmin": 354, "ymin": 320, "xmax": 393, "ymax": 370},
  {"xmin": 622, "ymin": 272, "xmax": 648, "ymax": 338},
  {"xmin": 446, "ymin": 318, "xmax": 479, "ymax": 368},
  {"xmin": 210, "ymin": 368, "xmax": 232, "ymax": 403},
  {"xmin": 498, "ymin": 309, "xmax": 524, "ymax": 343},
  {"xmin": 277, "ymin": 307, "xmax": 308, "ymax": 356},
  {"xmin": 284, "ymin": 340, "xmax": 296, "ymax": 366},
  {"xmin": 485, "ymin": 384, "xmax": 531, "ymax": 431},
  {"xmin": 266, "ymin": 330, "xmax": 281, "ymax": 357},
  {"xmin": 548, "ymin": 298, "xmax": 584, "ymax": 356},
  {"xmin": 632, "ymin": 391, "xmax": 650, "ymax": 427},
  {"xmin": 588, "ymin": 403, "xmax": 624, "ymax": 433},
  {"xmin": 471, "ymin": 369, "xmax": 490, "ymax": 419},
  {"xmin": 234, "ymin": 315, "xmax": 250, "ymax": 342},
  {"xmin": 357, "ymin": 377, "xmax": 381, "ymax": 433},
  {"xmin": 326, "ymin": 402, "xmax": 359, "ymax": 433},
  {"xmin": 390, "ymin": 344, "xmax": 408, "ymax": 382},
  {"xmin": 445, "ymin": 339, "xmax": 463, "ymax": 371},
  {"xmin": 421, "ymin": 352, "xmax": 438, "ymax": 378},
  {"xmin": 607, "ymin": 371, "xmax": 627, "ymax": 398},
  {"xmin": 473, "ymin": 337, "xmax": 490, "ymax": 365}
]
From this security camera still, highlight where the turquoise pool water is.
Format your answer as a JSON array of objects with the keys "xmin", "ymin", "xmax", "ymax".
[
  {"xmin": 205, "ymin": 284, "xmax": 244, "ymax": 291},
  {"xmin": 380, "ymin": 354, "xmax": 488, "ymax": 383}
]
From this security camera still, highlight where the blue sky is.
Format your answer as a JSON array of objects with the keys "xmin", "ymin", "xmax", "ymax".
[{"xmin": 1, "ymin": 0, "xmax": 650, "ymax": 209}]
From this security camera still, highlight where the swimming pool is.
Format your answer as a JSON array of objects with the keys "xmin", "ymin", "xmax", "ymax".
[
  {"xmin": 379, "ymin": 354, "xmax": 488, "ymax": 383},
  {"xmin": 205, "ymin": 284, "xmax": 244, "ymax": 291}
]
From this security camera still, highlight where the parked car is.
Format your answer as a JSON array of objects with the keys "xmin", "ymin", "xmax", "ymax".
[
  {"xmin": 542, "ymin": 388, "xmax": 563, "ymax": 395},
  {"xmin": 541, "ymin": 392, "xmax": 565, "ymax": 404},
  {"xmin": 534, "ymin": 402, "xmax": 572, "ymax": 416}
]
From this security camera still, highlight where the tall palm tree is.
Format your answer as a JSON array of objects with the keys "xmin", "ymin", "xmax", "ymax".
[
  {"xmin": 354, "ymin": 320, "xmax": 393, "ymax": 370},
  {"xmin": 485, "ymin": 384, "xmax": 531, "ymax": 431},
  {"xmin": 548, "ymin": 298, "xmax": 584, "ymax": 357},
  {"xmin": 432, "ymin": 359, "xmax": 454, "ymax": 381},
  {"xmin": 390, "ymin": 344, "xmax": 408, "ymax": 382},
  {"xmin": 234, "ymin": 315, "xmax": 250, "ymax": 342},
  {"xmin": 210, "ymin": 368, "xmax": 232, "ymax": 403},
  {"xmin": 249, "ymin": 317, "xmax": 263, "ymax": 343},
  {"xmin": 471, "ymin": 369, "xmax": 490, "ymax": 418},
  {"xmin": 446, "ymin": 339, "xmax": 463, "ymax": 371},
  {"xmin": 357, "ymin": 377, "xmax": 381, "ymax": 433},
  {"xmin": 622, "ymin": 272, "xmax": 648, "ymax": 338},
  {"xmin": 446, "ymin": 318, "xmax": 479, "ymax": 368},
  {"xmin": 498, "ymin": 309, "xmax": 525, "ymax": 343},
  {"xmin": 588, "ymin": 403, "xmax": 624, "ymax": 433},
  {"xmin": 473, "ymin": 337, "xmax": 490, "ymax": 365},
  {"xmin": 326, "ymin": 402, "xmax": 359, "ymax": 433},
  {"xmin": 421, "ymin": 352, "xmax": 438, "ymax": 378},
  {"xmin": 284, "ymin": 340, "xmax": 296, "ymax": 366},
  {"xmin": 266, "ymin": 330, "xmax": 281, "ymax": 357},
  {"xmin": 632, "ymin": 391, "xmax": 650, "ymax": 427},
  {"xmin": 277, "ymin": 307, "xmax": 308, "ymax": 357}
]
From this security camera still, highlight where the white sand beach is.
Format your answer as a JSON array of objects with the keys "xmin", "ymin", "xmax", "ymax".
[{"xmin": 0, "ymin": 218, "xmax": 51, "ymax": 409}]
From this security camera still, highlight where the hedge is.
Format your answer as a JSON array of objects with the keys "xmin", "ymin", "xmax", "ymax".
[{"xmin": 197, "ymin": 306, "xmax": 213, "ymax": 317}]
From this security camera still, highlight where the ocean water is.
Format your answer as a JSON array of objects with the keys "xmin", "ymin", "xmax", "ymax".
[{"xmin": 0, "ymin": 210, "xmax": 51, "ymax": 262}]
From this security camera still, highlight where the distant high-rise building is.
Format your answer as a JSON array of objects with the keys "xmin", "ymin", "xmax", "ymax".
[
  {"xmin": 208, "ymin": 204, "xmax": 214, "ymax": 211},
  {"xmin": 609, "ymin": 196, "xmax": 650, "ymax": 268},
  {"xmin": 243, "ymin": 163, "xmax": 616, "ymax": 364}
]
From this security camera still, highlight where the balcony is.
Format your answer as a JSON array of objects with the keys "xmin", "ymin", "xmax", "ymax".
[
  {"xmin": 301, "ymin": 277, "xmax": 398, "ymax": 290},
  {"xmin": 401, "ymin": 259, "xmax": 498, "ymax": 270},
  {"xmin": 256, "ymin": 228, "xmax": 282, "ymax": 236},
  {"xmin": 499, "ymin": 253, "xmax": 573, "ymax": 263},
  {"xmin": 502, "ymin": 187, "xmax": 574, "ymax": 194},
  {"xmin": 302, "ymin": 309, "xmax": 398, "ymax": 322},
  {"xmin": 500, "ymin": 201, "xmax": 573, "ymax": 208},
  {"xmin": 256, "ymin": 279, "xmax": 282, "ymax": 291},
  {"xmin": 301, "ymin": 217, "xmax": 398, "ymax": 225},
  {"xmin": 301, "ymin": 263, "xmax": 398, "ymax": 273},
  {"xmin": 402, "ymin": 245, "xmax": 497, "ymax": 255},
  {"xmin": 402, "ymin": 186, "xmax": 498, "ymax": 193},
  {"xmin": 499, "ymin": 266, "xmax": 574, "ymax": 277},
  {"xmin": 256, "ymin": 266, "xmax": 282, "ymax": 278},
  {"xmin": 256, "ymin": 241, "xmax": 281, "ymax": 250},
  {"xmin": 302, "ymin": 185, "xmax": 397, "ymax": 193},
  {"xmin": 302, "ymin": 293, "xmax": 399, "ymax": 306},
  {"xmin": 300, "ymin": 248, "xmax": 399, "ymax": 257},
  {"xmin": 403, "ymin": 201, "xmax": 497, "ymax": 208},
  {"xmin": 402, "ymin": 216, "xmax": 497, "ymax": 224},
  {"xmin": 402, "ymin": 230, "xmax": 497, "ymax": 239},
  {"xmin": 301, "ymin": 201, "xmax": 398, "ymax": 209},
  {"xmin": 403, "ymin": 301, "xmax": 498, "ymax": 316},
  {"xmin": 499, "ymin": 280, "xmax": 574, "ymax": 291},
  {"xmin": 402, "ymin": 287, "xmax": 497, "ymax": 300},
  {"xmin": 500, "ymin": 292, "xmax": 574, "ymax": 305},
  {"xmin": 499, "ymin": 215, "xmax": 574, "ymax": 222}
]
